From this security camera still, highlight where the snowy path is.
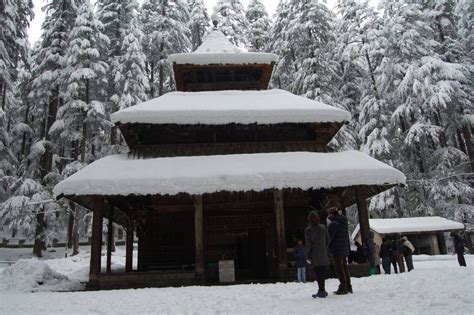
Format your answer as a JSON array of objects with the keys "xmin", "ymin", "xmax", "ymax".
[{"xmin": 0, "ymin": 255, "xmax": 473, "ymax": 314}]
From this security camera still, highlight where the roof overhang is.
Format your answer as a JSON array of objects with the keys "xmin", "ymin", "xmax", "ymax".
[
  {"xmin": 54, "ymin": 151, "xmax": 406, "ymax": 199},
  {"xmin": 351, "ymin": 217, "xmax": 465, "ymax": 239}
]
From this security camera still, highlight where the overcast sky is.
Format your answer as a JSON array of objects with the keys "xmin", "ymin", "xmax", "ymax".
[{"xmin": 28, "ymin": 0, "xmax": 376, "ymax": 44}]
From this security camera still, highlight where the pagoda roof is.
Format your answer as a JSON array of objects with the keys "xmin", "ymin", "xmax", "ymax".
[
  {"xmin": 169, "ymin": 30, "xmax": 278, "ymax": 65},
  {"xmin": 53, "ymin": 150, "xmax": 406, "ymax": 198},
  {"xmin": 111, "ymin": 89, "xmax": 351, "ymax": 125}
]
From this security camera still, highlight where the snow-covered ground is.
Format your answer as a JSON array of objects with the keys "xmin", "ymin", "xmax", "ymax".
[{"xmin": 0, "ymin": 248, "xmax": 472, "ymax": 314}]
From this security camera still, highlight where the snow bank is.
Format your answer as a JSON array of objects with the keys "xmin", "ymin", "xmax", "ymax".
[
  {"xmin": 351, "ymin": 216, "xmax": 464, "ymax": 239},
  {"xmin": 53, "ymin": 150, "xmax": 406, "ymax": 197},
  {"xmin": 110, "ymin": 89, "xmax": 351, "ymax": 125},
  {"xmin": 0, "ymin": 259, "xmax": 70, "ymax": 292},
  {"xmin": 168, "ymin": 30, "xmax": 278, "ymax": 65}
]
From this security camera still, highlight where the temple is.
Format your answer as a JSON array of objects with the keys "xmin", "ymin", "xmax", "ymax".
[{"xmin": 53, "ymin": 29, "xmax": 406, "ymax": 290}]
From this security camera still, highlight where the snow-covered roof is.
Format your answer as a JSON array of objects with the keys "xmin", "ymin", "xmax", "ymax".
[
  {"xmin": 53, "ymin": 150, "xmax": 405, "ymax": 198},
  {"xmin": 168, "ymin": 30, "xmax": 278, "ymax": 65},
  {"xmin": 351, "ymin": 217, "xmax": 464, "ymax": 239},
  {"xmin": 111, "ymin": 89, "xmax": 351, "ymax": 125}
]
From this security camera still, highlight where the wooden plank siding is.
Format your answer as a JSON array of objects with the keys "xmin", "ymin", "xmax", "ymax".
[
  {"xmin": 173, "ymin": 63, "xmax": 274, "ymax": 92},
  {"xmin": 118, "ymin": 122, "xmax": 343, "ymax": 157}
]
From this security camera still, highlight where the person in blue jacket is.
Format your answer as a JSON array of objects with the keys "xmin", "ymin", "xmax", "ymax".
[{"xmin": 292, "ymin": 239, "xmax": 307, "ymax": 282}]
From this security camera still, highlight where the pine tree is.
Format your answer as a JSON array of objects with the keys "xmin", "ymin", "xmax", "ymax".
[
  {"xmin": 246, "ymin": 0, "xmax": 271, "ymax": 52},
  {"xmin": 51, "ymin": 0, "xmax": 110, "ymax": 254},
  {"xmin": 97, "ymin": 0, "xmax": 148, "ymax": 146},
  {"xmin": 58, "ymin": 0, "xmax": 109, "ymax": 163},
  {"xmin": 288, "ymin": 0, "xmax": 337, "ymax": 101},
  {"xmin": 141, "ymin": 0, "xmax": 190, "ymax": 97},
  {"xmin": 27, "ymin": 0, "xmax": 81, "ymax": 257},
  {"xmin": 213, "ymin": 0, "xmax": 249, "ymax": 48},
  {"xmin": 0, "ymin": 0, "xmax": 33, "ymax": 111},
  {"xmin": 267, "ymin": 0, "xmax": 292, "ymax": 89},
  {"xmin": 189, "ymin": 0, "xmax": 210, "ymax": 51},
  {"xmin": 111, "ymin": 20, "xmax": 149, "ymax": 110}
]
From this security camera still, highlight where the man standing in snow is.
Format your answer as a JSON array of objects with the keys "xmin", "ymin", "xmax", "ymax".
[
  {"xmin": 396, "ymin": 236, "xmax": 406, "ymax": 273},
  {"xmin": 305, "ymin": 211, "xmax": 330, "ymax": 298},
  {"xmin": 327, "ymin": 207, "xmax": 352, "ymax": 295},
  {"xmin": 451, "ymin": 231, "xmax": 467, "ymax": 267}
]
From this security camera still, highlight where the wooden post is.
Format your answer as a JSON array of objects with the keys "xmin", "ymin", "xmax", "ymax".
[
  {"xmin": 89, "ymin": 199, "xmax": 103, "ymax": 289},
  {"xmin": 355, "ymin": 187, "xmax": 370, "ymax": 244},
  {"xmin": 273, "ymin": 189, "xmax": 288, "ymax": 279},
  {"xmin": 125, "ymin": 217, "xmax": 134, "ymax": 272},
  {"xmin": 194, "ymin": 195, "xmax": 205, "ymax": 283},
  {"xmin": 106, "ymin": 205, "xmax": 114, "ymax": 273}
]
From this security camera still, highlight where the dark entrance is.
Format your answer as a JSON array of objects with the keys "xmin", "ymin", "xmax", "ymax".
[{"xmin": 205, "ymin": 214, "xmax": 273, "ymax": 282}]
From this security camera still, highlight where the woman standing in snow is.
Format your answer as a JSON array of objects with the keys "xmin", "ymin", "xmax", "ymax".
[{"xmin": 305, "ymin": 211, "xmax": 330, "ymax": 298}]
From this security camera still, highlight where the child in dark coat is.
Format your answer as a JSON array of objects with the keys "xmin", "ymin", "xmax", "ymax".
[{"xmin": 293, "ymin": 239, "xmax": 307, "ymax": 282}]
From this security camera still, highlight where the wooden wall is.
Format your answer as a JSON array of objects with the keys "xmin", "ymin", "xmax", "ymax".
[{"xmin": 119, "ymin": 122, "xmax": 343, "ymax": 158}]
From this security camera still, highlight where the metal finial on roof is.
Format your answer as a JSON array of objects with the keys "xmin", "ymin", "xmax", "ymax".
[{"xmin": 211, "ymin": 13, "xmax": 219, "ymax": 30}]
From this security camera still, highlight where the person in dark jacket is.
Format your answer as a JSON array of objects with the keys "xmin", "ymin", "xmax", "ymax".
[
  {"xmin": 353, "ymin": 241, "xmax": 367, "ymax": 263},
  {"xmin": 379, "ymin": 237, "xmax": 392, "ymax": 274},
  {"xmin": 395, "ymin": 236, "xmax": 406, "ymax": 273},
  {"xmin": 292, "ymin": 239, "xmax": 307, "ymax": 282},
  {"xmin": 366, "ymin": 232, "xmax": 376, "ymax": 275},
  {"xmin": 305, "ymin": 211, "xmax": 330, "ymax": 298},
  {"xmin": 451, "ymin": 231, "xmax": 467, "ymax": 267},
  {"xmin": 389, "ymin": 239, "xmax": 399, "ymax": 274},
  {"xmin": 327, "ymin": 207, "xmax": 352, "ymax": 295}
]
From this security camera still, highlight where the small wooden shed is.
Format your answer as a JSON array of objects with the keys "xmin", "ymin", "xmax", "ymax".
[
  {"xmin": 54, "ymin": 30, "xmax": 406, "ymax": 290},
  {"xmin": 351, "ymin": 216, "xmax": 465, "ymax": 255}
]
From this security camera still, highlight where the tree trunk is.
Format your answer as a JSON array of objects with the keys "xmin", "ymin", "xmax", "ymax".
[
  {"xmin": 20, "ymin": 99, "xmax": 31, "ymax": 162},
  {"xmin": 34, "ymin": 89, "xmax": 59, "ymax": 257},
  {"xmin": 33, "ymin": 211, "xmax": 46, "ymax": 257},
  {"xmin": 72, "ymin": 204, "xmax": 80, "ymax": 256},
  {"xmin": 67, "ymin": 202, "xmax": 74, "ymax": 248},
  {"xmin": 149, "ymin": 61, "xmax": 155, "ymax": 98},
  {"xmin": 462, "ymin": 125, "xmax": 474, "ymax": 172},
  {"xmin": 1, "ymin": 82, "xmax": 6, "ymax": 111}
]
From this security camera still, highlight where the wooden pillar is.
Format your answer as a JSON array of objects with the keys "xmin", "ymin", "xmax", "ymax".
[
  {"xmin": 273, "ymin": 189, "xmax": 288, "ymax": 279},
  {"xmin": 355, "ymin": 187, "xmax": 370, "ymax": 244},
  {"xmin": 89, "ymin": 199, "xmax": 103, "ymax": 289},
  {"xmin": 106, "ymin": 205, "xmax": 114, "ymax": 273},
  {"xmin": 194, "ymin": 195, "xmax": 205, "ymax": 282},
  {"xmin": 430, "ymin": 234, "xmax": 440, "ymax": 255},
  {"xmin": 125, "ymin": 217, "xmax": 134, "ymax": 272}
]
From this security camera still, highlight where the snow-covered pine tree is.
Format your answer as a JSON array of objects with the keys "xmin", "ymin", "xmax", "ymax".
[
  {"xmin": 189, "ymin": 0, "xmax": 210, "ymax": 51},
  {"xmin": 213, "ymin": 0, "xmax": 249, "ymax": 48},
  {"xmin": 97, "ymin": 0, "xmax": 148, "ymax": 146},
  {"xmin": 376, "ymin": 0, "xmax": 472, "ymax": 222},
  {"xmin": 27, "ymin": 0, "xmax": 81, "ymax": 257},
  {"xmin": 141, "ymin": 0, "xmax": 191, "ymax": 97},
  {"xmin": 289, "ymin": 0, "xmax": 337, "ymax": 102},
  {"xmin": 58, "ymin": 0, "xmax": 109, "ymax": 164},
  {"xmin": 267, "ymin": 0, "xmax": 291, "ymax": 89},
  {"xmin": 245, "ymin": 0, "xmax": 271, "ymax": 52},
  {"xmin": 0, "ymin": 0, "xmax": 33, "ymax": 111},
  {"xmin": 52, "ymin": 0, "xmax": 110, "ymax": 254},
  {"xmin": 111, "ymin": 19, "xmax": 149, "ymax": 110}
]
